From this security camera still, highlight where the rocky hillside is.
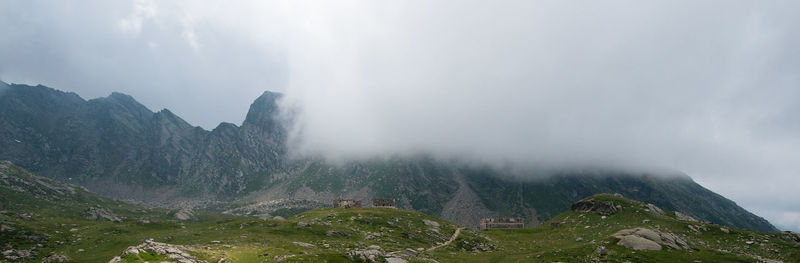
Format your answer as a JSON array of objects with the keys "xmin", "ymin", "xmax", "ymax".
[{"xmin": 0, "ymin": 81, "xmax": 778, "ymax": 232}]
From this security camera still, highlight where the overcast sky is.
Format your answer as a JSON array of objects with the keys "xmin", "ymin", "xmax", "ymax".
[{"xmin": 1, "ymin": 0, "xmax": 799, "ymax": 231}]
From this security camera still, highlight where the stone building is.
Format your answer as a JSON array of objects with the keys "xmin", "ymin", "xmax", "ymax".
[
  {"xmin": 333, "ymin": 199, "xmax": 362, "ymax": 208},
  {"xmin": 372, "ymin": 198, "xmax": 395, "ymax": 208},
  {"xmin": 479, "ymin": 217, "xmax": 524, "ymax": 230}
]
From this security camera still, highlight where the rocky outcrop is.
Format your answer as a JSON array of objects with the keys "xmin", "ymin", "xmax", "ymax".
[
  {"xmin": 675, "ymin": 211, "xmax": 699, "ymax": 222},
  {"xmin": 108, "ymin": 239, "xmax": 204, "ymax": 263},
  {"xmin": 83, "ymin": 206, "xmax": 122, "ymax": 222},
  {"xmin": 1, "ymin": 248, "xmax": 36, "ymax": 261},
  {"xmin": 174, "ymin": 209, "xmax": 194, "ymax": 221},
  {"xmin": 645, "ymin": 203, "xmax": 665, "ymax": 216},
  {"xmin": 0, "ymin": 161, "xmax": 80, "ymax": 200},
  {"xmin": 346, "ymin": 245, "xmax": 385, "ymax": 263},
  {"xmin": 571, "ymin": 199, "xmax": 620, "ymax": 216},
  {"xmin": 612, "ymin": 228, "xmax": 689, "ymax": 251},
  {"xmin": 782, "ymin": 231, "xmax": 800, "ymax": 243}
]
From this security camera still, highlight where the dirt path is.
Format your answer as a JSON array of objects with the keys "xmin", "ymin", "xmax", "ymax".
[
  {"xmin": 427, "ymin": 227, "xmax": 465, "ymax": 251},
  {"xmin": 386, "ymin": 227, "xmax": 466, "ymax": 257}
]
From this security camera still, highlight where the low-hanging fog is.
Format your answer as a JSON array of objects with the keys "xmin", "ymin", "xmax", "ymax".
[{"xmin": 1, "ymin": 0, "xmax": 799, "ymax": 231}]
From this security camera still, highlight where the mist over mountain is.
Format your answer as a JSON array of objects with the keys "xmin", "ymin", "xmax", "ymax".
[
  {"xmin": 2, "ymin": 0, "xmax": 800, "ymax": 232},
  {"xmin": 0, "ymin": 81, "xmax": 778, "ymax": 232}
]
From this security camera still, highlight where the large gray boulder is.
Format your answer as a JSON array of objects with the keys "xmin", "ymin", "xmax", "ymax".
[{"xmin": 613, "ymin": 228, "xmax": 689, "ymax": 251}]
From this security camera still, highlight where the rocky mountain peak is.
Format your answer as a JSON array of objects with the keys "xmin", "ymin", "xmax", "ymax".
[
  {"xmin": 92, "ymin": 92, "xmax": 153, "ymax": 117},
  {"xmin": 244, "ymin": 91, "xmax": 283, "ymax": 127},
  {"xmin": 153, "ymin": 109, "xmax": 192, "ymax": 130}
]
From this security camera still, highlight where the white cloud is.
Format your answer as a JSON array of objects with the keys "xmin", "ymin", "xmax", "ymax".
[{"xmin": 117, "ymin": 0, "xmax": 157, "ymax": 37}]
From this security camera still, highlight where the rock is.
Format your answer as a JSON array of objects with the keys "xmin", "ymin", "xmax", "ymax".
[
  {"xmin": 174, "ymin": 208, "xmax": 194, "ymax": 221},
  {"xmin": 645, "ymin": 203, "xmax": 665, "ymax": 216},
  {"xmin": 108, "ymin": 240, "xmax": 202, "ymax": 263},
  {"xmin": 781, "ymin": 231, "xmax": 800, "ymax": 243},
  {"xmin": 1, "ymin": 248, "xmax": 35, "ymax": 260},
  {"xmin": 297, "ymin": 221, "xmax": 310, "ymax": 227},
  {"xmin": 272, "ymin": 216, "xmax": 286, "ymax": 221},
  {"xmin": 402, "ymin": 248, "xmax": 419, "ymax": 256},
  {"xmin": 617, "ymin": 235, "xmax": 662, "ymax": 251},
  {"xmin": 571, "ymin": 199, "xmax": 619, "ymax": 216},
  {"xmin": 720, "ymin": 227, "xmax": 729, "ymax": 234},
  {"xmin": 675, "ymin": 212, "xmax": 698, "ymax": 222},
  {"xmin": 386, "ymin": 257, "xmax": 408, "ymax": 263},
  {"xmin": 292, "ymin": 241, "xmax": 315, "ymax": 248},
  {"xmin": 596, "ymin": 246, "xmax": 608, "ymax": 255},
  {"xmin": 422, "ymin": 219, "xmax": 440, "ymax": 228},
  {"xmin": 612, "ymin": 228, "xmax": 689, "ymax": 251},
  {"xmin": 346, "ymin": 247, "xmax": 384, "ymax": 263},
  {"xmin": 575, "ymin": 237, "xmax": 584, "ymax": 242},
  {"xmin": 83, "ymin": 206, "xmax": 122, "ymax": 222},
  {"xmin": 745, "ymin": 241, "xmax": 755, "ymax": 245}
]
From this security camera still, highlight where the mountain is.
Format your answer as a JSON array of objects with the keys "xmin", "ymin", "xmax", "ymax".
[{"xmin": 0, "ymin": 81, "xmax": 778, "ymax": 232}]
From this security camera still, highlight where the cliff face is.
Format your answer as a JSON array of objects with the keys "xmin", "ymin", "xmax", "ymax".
[
  {"xmin": 0, "ymin": 83, "xmax": 286, "ymax": 203},
  {"xmin": 0, "ymin": 82, "xmax": 778, "ymax": 232}
]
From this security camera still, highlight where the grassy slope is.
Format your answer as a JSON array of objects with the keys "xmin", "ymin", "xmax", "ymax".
[
  {"xmin": 432, "ymin": 194, "xmax": 800, "ymax": 263},
  {"xmin": 2, "ymin": 160, "xmax": 798, "ymax": 262}
]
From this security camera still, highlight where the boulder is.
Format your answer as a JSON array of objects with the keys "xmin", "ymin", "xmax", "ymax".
[
  {"xmin": 386, "ymin": 257, "xmax": 408, "ymax": 263},
  {"xmin": 612, "ymin": 228, "xmax": 689, "ymax": 251},
  {"xmin": 346, "ymin": 247, "xmax": 384, "ymax": 263},
  {"xmin": 617, "ymin": 235, "xmax": 662, "ymax": 251}
]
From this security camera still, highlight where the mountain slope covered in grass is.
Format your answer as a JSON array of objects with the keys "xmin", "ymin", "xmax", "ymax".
[{"xmin": 2, "ymin": 163, "xmax": 797, "ymax": 262}]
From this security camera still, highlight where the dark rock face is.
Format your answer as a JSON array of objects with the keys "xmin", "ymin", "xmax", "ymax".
[{"xmin": 0, "ymin": 82, "xmax": 779, "ymax": 232}]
